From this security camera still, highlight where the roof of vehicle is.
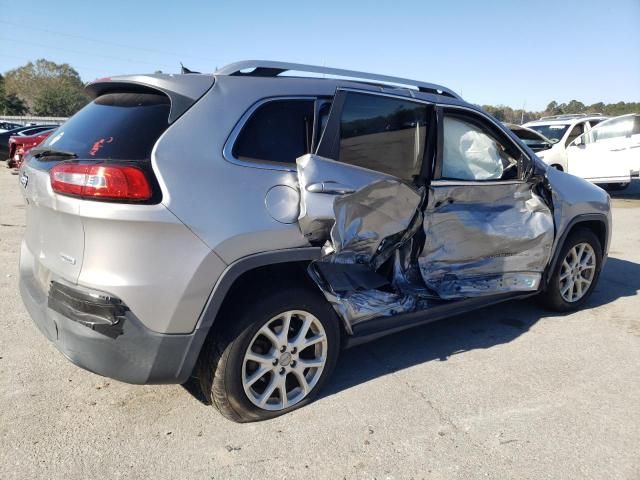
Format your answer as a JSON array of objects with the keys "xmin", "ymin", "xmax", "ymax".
[
  {"xmin": 524, "ymin": 114, "xmax": 608, "ymax": 127},
  {"xmin": 538, "ymin": 113, "xmax": 605, "ymax": 121},
  {"xmin": 214, "ymin": 60, "xmax": 462, "ymax": 99},
  {"xmin": 85, "ymin": 60, "xmax": 470, "ymax": 122}
]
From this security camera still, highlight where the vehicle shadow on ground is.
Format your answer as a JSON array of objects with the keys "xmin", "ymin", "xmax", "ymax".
[
  {"xmin": 182, "ymin": 257, "xmax": 640, "ymax": 405},
  {"xmin": 320, "ymin": 256, "xmax": 640, "ymax": 399}
]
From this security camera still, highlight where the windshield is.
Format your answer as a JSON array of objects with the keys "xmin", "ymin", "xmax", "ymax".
[
  {"xmin": 528, "ymin": 124, "xmax": 570, "ymax": 143},
  {"xmin": 41, "ymin": 92, "xmax": 170, "ymax": 160}
]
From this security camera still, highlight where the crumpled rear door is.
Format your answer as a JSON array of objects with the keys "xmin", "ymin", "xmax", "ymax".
[{"xmin": 296, "ymin": 153, "xmax": 394, "ymax": 242}]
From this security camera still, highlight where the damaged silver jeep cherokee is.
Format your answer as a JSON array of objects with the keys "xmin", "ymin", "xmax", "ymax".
[{"xmin": 19, "ymin": 61, "xmax": 611, "ymax": 422}]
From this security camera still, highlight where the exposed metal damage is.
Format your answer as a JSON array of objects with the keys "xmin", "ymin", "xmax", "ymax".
[
  {"xmin": 298, "ymin": 155, "xmax": 556, "ymax": 330},
  {"xmin": 419, "ymin": 182, "xmax": 555, "ymax": 299}
]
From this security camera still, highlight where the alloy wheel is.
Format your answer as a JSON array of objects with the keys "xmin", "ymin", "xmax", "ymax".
[
  {"xmin": 559, "ymin": 242, "xmax": 596, "ymax": 303},
  {"xmin": 242, "ymin": 310, "xmax": 328, "ymax": 411}
]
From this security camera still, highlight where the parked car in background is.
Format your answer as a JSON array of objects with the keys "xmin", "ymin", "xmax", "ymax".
[
  {"xmin": 0, "ymin": 121, "xmax": 23, "ymax": 133},
  {"xmin": 524, "ymin": 114, "xmax": 607, "ymax": 171},
  {"xmin": 7, "ymin": 129, "xmax": 55, "ymax": 168},
  {"xmin": 1, "ymin": 125, "xmax": 56, "ymax": 159},
  {"xmin": 565, "ymin": 113, "xmax": 640, "ymax": 190},
  {"xmin": 19, "ymin": 61, "xmax": 611, "ymax": 422},
  {"xmin": 506, "ymin": 123, "xmax": 554, "ymax": 152}
]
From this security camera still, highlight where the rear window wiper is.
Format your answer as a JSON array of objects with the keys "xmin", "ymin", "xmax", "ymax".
[{"xmin": 32, "ymin": 149, "xmax": 78, "ymax": 160}]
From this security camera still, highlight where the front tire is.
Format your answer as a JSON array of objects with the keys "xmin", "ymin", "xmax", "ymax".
[
  {"xmin": 539, "ymin": 228, "xmax": 602, "ymax": 312},
  {"xmin": 197, "ymin": 286, "xmax": 341, "ymax": 422}
]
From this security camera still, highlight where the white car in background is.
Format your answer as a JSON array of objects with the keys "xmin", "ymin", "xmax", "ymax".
[
  {"xmin": 565, "ymin": 113, "xmax": 640, "ymax": 190},
  {"xmin": 524, "ymin": 114, "xmax": 607, "ymax": 172}
]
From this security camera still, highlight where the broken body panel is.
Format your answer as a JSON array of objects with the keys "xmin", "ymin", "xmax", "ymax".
[{"xmin": 297, "ymin": 153, "xmax": 556, "ymax": 331}]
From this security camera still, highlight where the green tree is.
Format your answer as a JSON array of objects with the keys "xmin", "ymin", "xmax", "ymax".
[
  {"xmin": 565, "ymin": 100, "xmax": 586, "ymax": 114},
  {"xmin": 0, "ymin": 74, "xmax": 27, "ymax": 115},
  {"xmin": 545, "ymin": 101, "xmax": 561, "ymax": 116},
  {"xmin": 4, "ymin": 59, "xmax": 89, "ymax": 116}
]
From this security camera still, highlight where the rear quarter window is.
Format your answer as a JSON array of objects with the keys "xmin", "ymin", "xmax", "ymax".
[
  {"xmin": 232, "ymin": 99, "xmax": 315, "ymax": 164},
  {"xmin": 42, "ymin": 92, "xmax": 170, "ymax": 160}
]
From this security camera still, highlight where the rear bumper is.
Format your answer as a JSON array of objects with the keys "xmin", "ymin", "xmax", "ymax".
[{"xmin": 19, "ymin": 269, "xmax": 207, "ymax": 385}]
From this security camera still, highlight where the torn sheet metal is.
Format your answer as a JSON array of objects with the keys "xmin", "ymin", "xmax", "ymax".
[
  {"xmin": 297, "ymin": 154, "xmax": 394, "ymax": 243},
  {"xmin": 323, "ymin": 289, "xmax": 418, "ymax": 329},
  {"xmin": 306, "ymin": 179, "xmax": 427, "ymax": 330},
  {"xmin": 329, "ymin": 179, "xmax": 424, "ymax": 268},
  {"xmin": 418, "ymin": 182, "xmax": 554, "ymax": 299}
]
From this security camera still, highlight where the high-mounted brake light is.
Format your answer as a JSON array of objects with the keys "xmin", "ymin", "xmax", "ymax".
[{"xmin": 50, "ymin": 164, "xmax": 152, "ymax": 201}]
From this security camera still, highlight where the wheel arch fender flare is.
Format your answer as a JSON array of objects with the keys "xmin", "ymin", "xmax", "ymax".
[
  {"xmin": 196, "ymin": 247, "xmax": 322, "ymax": 331},
  {"xmin": 543, "ymin": 213, "xmax": 609, "ymax": 288}
]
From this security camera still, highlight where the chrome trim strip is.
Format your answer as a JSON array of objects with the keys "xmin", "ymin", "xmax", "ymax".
[
  {"xmin": 336, "ymin": 87, "xmax": 433, "ymax": 104},
  {"xmin": 430, "ymin": 180, "xmax": 527, "ymax": 187}
]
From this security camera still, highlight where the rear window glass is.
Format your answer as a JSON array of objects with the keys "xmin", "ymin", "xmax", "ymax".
[{"xmin": 41, "ymin": 92, "xmax": 170, "ymax": 160}]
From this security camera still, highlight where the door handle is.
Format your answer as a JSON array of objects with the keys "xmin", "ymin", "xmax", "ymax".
[
  {"xmin": 629, "ymin": 145, "xmax": 640, "ymax": 149},
  {"xmin": 306, "ymin": 182, "xmax": 355, "ymax": 195},
  {"xmin": 609, "ymin": 148, "xmax": 626, "ymax": 152}
]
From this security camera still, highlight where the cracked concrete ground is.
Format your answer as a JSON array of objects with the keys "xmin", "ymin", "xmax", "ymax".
[{"xmin": 1, "ymin": 166, "xmax": 639, "ymax": 479}]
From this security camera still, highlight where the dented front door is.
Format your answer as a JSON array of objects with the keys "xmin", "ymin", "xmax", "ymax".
[{"xmin": 418, "ymin": 109, "xmax": 555, "ymax": 299}]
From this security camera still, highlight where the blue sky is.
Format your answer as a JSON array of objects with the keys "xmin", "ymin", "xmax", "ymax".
[{"xmin": 1, "ymin": 0, "xmax": 638, "ymax": 111}]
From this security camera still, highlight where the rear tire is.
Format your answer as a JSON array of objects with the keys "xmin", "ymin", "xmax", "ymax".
[
  {"xmin": 539, "ymin": 228, "xmax": 602, "ymax": 312},
  {"xmin": 197, "ymin": 285, "xmax": 341, "ymax": 422}
]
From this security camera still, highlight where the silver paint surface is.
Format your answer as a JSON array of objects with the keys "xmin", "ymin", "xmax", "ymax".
[
  {"xmin": 419, "ymin": 182, "xmax": 555, "ymax": 298},
  {"xmin": 264, "ymin": 185, "xmax": 300, "ymax": 224}
]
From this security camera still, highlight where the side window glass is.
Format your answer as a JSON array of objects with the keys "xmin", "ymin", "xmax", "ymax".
[
  {"xmin": 338, "ymin": 92, "xmax": 429, "ymax": 182},
  {"xmin": 233, "ymin": 99, "xmax": 315, "ymax": 164},
  {"xmin": 565, "ymin": 123, "xmax": 585, "ymax": 147},
  {"xmin": 441, "ymin": 116, "xmax": 519, "ymax": 181},
  {"xmin": 589, "ymin": 117, "xmax": 634, "ymax": 143}
]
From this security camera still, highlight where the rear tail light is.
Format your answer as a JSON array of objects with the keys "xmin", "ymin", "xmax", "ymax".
[{"xmin": 50, "ymin": 163, "xmax": 152, "ymax": 201}]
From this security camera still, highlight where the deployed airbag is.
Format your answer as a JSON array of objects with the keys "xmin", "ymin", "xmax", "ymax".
[{"xmin": 442, "ymin": 117, "xmax": 505, "ymax": 180}]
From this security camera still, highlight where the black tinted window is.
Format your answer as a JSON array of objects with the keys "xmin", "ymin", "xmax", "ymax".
[
  {"xmin": 339, "ymin": 92, "xmax": 428, "ymax": 181},
  {"xmin": 234, "ymin": 100, "xmax": 315, "ymax": 164},
  {"xmin": 41, "ymin": 92, "xmax": 170, "ymax": 160}
]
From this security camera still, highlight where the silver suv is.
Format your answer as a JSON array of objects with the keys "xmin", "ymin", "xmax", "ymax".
[{"xmin": 19, "ymin": 61, "xmax": 611, "ymax": 422}]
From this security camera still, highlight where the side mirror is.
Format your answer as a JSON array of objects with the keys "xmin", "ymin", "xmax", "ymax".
[{"xmin": 573, "ymin": 136, "xmax": 583, "ymax": 147}]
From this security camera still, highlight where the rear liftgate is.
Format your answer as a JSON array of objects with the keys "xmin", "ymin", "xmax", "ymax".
[{"xmin": 296, "ymin": 154, "xmax": 555, "ymax": 333}]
